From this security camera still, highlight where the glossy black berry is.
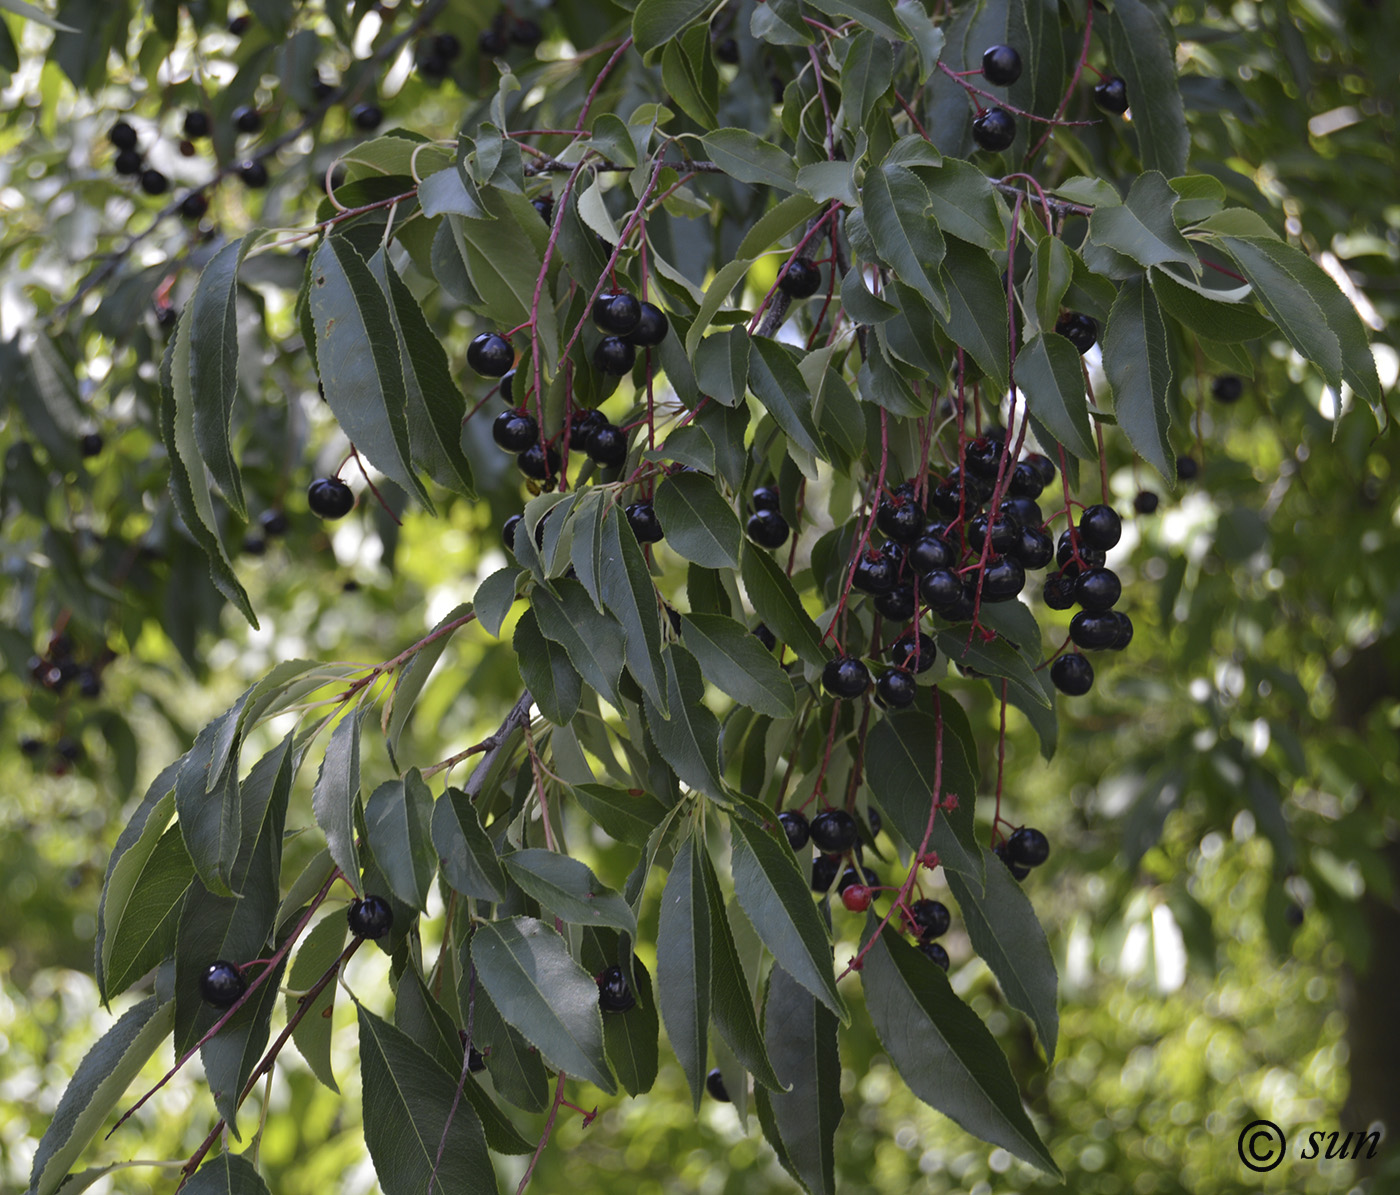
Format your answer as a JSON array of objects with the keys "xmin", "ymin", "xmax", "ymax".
[
  {"xmin": 593, "ymin": 336, "xmax": 636, "ymax": 376},
  {"xmin": 1042, "ymin": 570, "xmax": 1077, "ymax": 610},
  {"xmin": 715, "ymin": 36, "xmax": 740, "ymax": 64},
  {"xmin": 517, "ymin": 442, "xmax": 561, "ymax": 482},
  {"xmin": 876, "ymin": 495, "xmax": 925, "ymax": 543},
  {"xmin": 972, "ymin": 107, "xmax": 1016, "ymax": 152},
  {"xmin": 532, "ymin": 195, "xmax": 554, "ymax": 224},
  {"xmin": 1026, "ymin": 453, "xmax": 1057, "ymax": 488},
  {"xmin": 752, "ymin": 623, "xmax": 777, "ymax": 651},
  {"xmin": 751, "ymin": 485, "xmax": 782, "ymax": 513},
  {"xmin": 468, "ymin": 332, "xmax": 514, "ymax": 378},
  {"xmin": 625, "ymin": 501, "xmax": 664, "ymax": 544},
  {"xmin": 80, "ymin": 432, "xmax": 104, "ymax": 458},
  {"xmin": 417, "ymin": 52, "xmax": 449, "ymax": 78},
  {"xmin": 747, "ymin": 509, "xmax": 791, "ymax": 549},
  {"xmin": 1177, "ymin": 455, "xmax": 1199, "ymax": 481},
  {"xmin": 502, "ymin": 513, "xmax": 523, "ymax": 553},
  {"xmin": 874, "ymin": 585, "xmax": 916, "ymax": 622},
  {"xmin": 479, "ymin": 28, "xmax": 509, "ymax": 55},
  {"xmin": 243, "ymin": 535, "xmax": 267, "ymax": 556},
  {"xmin": 890, "ymin": 631, "xmax": 936, "ymax": 673},
  {"xmin": 1093, "ymin": 75, "xmax": 1129, "ymax": 114},
  {"xmin": 1012, "ymin": 526, "xmax": 1055, "ymax": 570},
  {"xmin": 822, "ymin": 656, "xmax": 870, "ymax": 700},
  {"xmin": 467, "ymin": 1046, "xmax": 486, "ymax": 1072},
  {"xmin": 183, "ymin": 110, "xmax": 210, "ymax": 139},
  {"xmin": 706, "ymin": 1068, "xmax": 731, "ymax": 1101},
  {"xmin": 910, "ymin": 898, "xmax": 951, "ymax": 940},
  {"xmin": 1050, "ymin": 652, "xmax": 1094, "ymax": 696},
  {"xmin": 1134, "ymin": 490, "xmax": 1160, "ymax": 514},
  {"xmin": 811, "ymin": 853, "xmax": 841, "ymax": 892},
  {"xmin": 778, "ymin": 258, "xmax": 822, "ymax": 299},
  {"xmin": 232, "ymin": 105, "xmax": 262, "ymax": 134},
  {"xmin": 592, "ymin": 292, "xmax": 642, "ymax": 337},
  {"xmin": 109, "ymin": 120, "xmax": 138, "ymax": 150},
  {"xmin": 497, "ymin": 369, "xmax": 517, "ymax": 406},
  {"xmin": 586, "ymin": 424, "xmax": 628, "ymax": 468},
  {"xmin": 156, "ymin": 305, "xmax": 178, "ymax": 329},
  {"xmin": 810, "ymin": 809, "xmax": 858, "ymax": 853},
  {"xmin": 493, "ymin": 409, "xmax": 539, "ymax": 453},
  {"xmin": 351, "ymin": 104, "xmax": 383, "ymax": 131},
  {"xmin": 510, "ymin": 18, "xmax": 543, "ymax": 47},
  {"xmin": 918, "ymin": 940, "xmax": 951, "ymax": 970},
  {"xmin": 1008, "ymin": 460, "xmax": 1044, "ymax": 499},
  {"xmin": 909, "ymin": 533, "xmax": 955, "ymax": 573},
  {"xmin": 347, "ymin": 894, "xmax": 394, "ymax": 939},
  {"xmin": 19, "ymin": 736, "xmax": 43, "ymax": 757},
  {"xmin": 779, "ymin": 810, "xmax": 810, "ymax": 851},
  {"xmin": 981, "ymin": 556, "xmax": 1027, "ymax": 602},
  {"xmin": 1008, "ymin": 827, "xmax": 1050, "ymax": 867},
  {"xmin": 199, "ymin": 960, "xmax": 247, "ymax": 1008},
  {"xmin": 995, "ymin": 843, "xmax": 1031, "ymax": 881},
  {"xmin": 1078, "ymin": 504, "xmax": 1122, "ymax": 551},
  {"xmin": 629, "ymin": 302, "xmax": 670, "ymax": 347},
  {"xmin": 981, "ymin": 44, "xmax": 1023, "ymax": 85},
  {"xmin": 238, "ymin": 160, "xmax": 269, "ymax": 188},
  {"xmin": 597, "ymin": 965, "xmax": 635, "ymax": 1013},
  {"xmin": 852, "ymin": 552, "xmax": 897, "ymax": 595},
  {"xmin": 55, "ymin": 735, "xmax": 82, "ymax": 760},
  {"xmin": 310, "ymin": 72, "xmax": 336, "ymax": 102},
  {"xmin": 228, "ymin": 14, "xmax": 252, "ymax": 34},
  {"xmin": 307, "ymin": 477, "xmax": 354, "ymax": 519},
  {"xmin": 967, "ymin": 512, "xmax": 1020, "ymax": 555},
  {"xmin": 114, "ymin": 149, "xmax": 144, "ymax": 176},
  {"xmin": 1212, "ymin": 374, "xmax": 1244, "ymax": 403},
  {"xmin": 1056, "ymin": 530, "xmax": 1107, "ymax": 571},
  {"xmin": 1075, "ymin": 567, "xmax": 1121, "ymax": 612},
  {"xmin": 919, "ymin": 568, "xmax": 964, "ymax": 614},
  {"xmin": 139, "ymin": 169, "xmax": 169, "ymax": 196},
  {"xmin": 1107, "ymin": 610, "xmax": 1134, "ymax": 651},
  {"xmin": 875, "ymin": 668, "xmax": 917, "ymax": 710},
  {"xmin": 1069, "ymin": 610, "xmax": 1119, "ymax": 650},
  {"xmin": 964, "ymin": 435, "xmax": 1003, "ymax": 479},
  {"xmin": 1056, "ymin": 311, "xmax": 1098, "ymax": 354},
  {"xmin": 179, "ymin": 191, "xmax": 210, "ymax": 220},
  {"xmin": 259, "ymin": 510, "xmax": 288, "ymax": 538}
]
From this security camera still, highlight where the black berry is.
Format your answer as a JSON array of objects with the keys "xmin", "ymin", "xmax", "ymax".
[
  {"xmin": 468, "ymin": 1046, "xmax": 486, "ymax": 1072},
  {"xmin": 889, "ymin": 631, "xmax": 936, "ymax": 674},
  {"xmin": 532, "ymin": 195, "xmax": 554, "ymax": 224},
  {"xmin": 981, "ymin": 556, "xmax": 1027, "ymax": 601},
  {"xmin": 1075, "ymin": 567, "xmax": 1121, "ymax": 612},
  {"xmin": 347, "ymin": 894, "xmax": 394, "ymax": 939},
  {"xmin": 1026, "ymin": 453, "xmax": 1057, "ymax": 488},
  {"xmin": 510, "ymin": 18, "xmax": 543, "ymax": 47},
  {"xmin": 629, "ymin": 302, "xmax": 670, "ymax": 346},
  {"xmin": 852, "ymin": 551, "xmax": 897, "ymax": 595},
  {"xmin": 1134, "ymin": 490, "xmax": 1160, "ymax": 514},
  {"xmin": 822, "ymin": 656, "xmax": 870, "ymax": 700},
  {"xmin": 918, "ymin": 940, "xmax": 951, "ymax": 970},
  {"xmin": 179, "ymin": 191, "xmax": 210, "ymax": 220},
  {"xmin": 1050, "ymin": 652, "xmax": 1093, "ymax": 696},
  {"xmin": 995, "ymin": 843, "xmax": 1031, "ymax": 881},
  {"xmin": 778, "ymin": 258, "xmax": 822, "ymax": 299},
  {"xmin": 1056, "ymin": 312, "xmax": 1098, "ymax": 354},
  {"xmin": 307, "ymin": 477, "xmax": 354, "ymax": 519},
  {"xmin": 1177, "ymin": 455, "xmax": 1199, "ymax": 480},
  {"xmin": 1056, "ymin": 530, "xmax": 1106, "ymax": 571},
  {"xmin": 1007, "ymin": 827, "xmax": 1050, "ymax": 867},
  {"xmin": 1069, "ymin": 610, "xmax": 1119, "ymax": 650},
  {"xmin": 228, "ymin": 14, "xmax": 252, "ymax": 34},
  {"xmin": 140, "ymin": 169, "xmax": 169, "ymax": 196},
  {"xmin": 593, "ymin": 292, "xmax": 643, "ymax": 337},
  {"xmin": 238, "ymin": 160, "xmax": 269, "ymax": 188},
  {"xmin": 810, "ymin": 809, "xmax": 858, "ymax": 853},
  {"xmin": 108, "ymin": 120, "xmax": 138, "ymax": 150},
  {"xmin": 876, "ymin": 495, "xmax": 925, "ymax": 543},
  {"xmin": 751, "ymin": 485, "xmax": 782, "ymax": 513},
  {"xmin": 597, "ymin": 965, "xmax": 635, "ymax": 1013},
  {"xmin": 468, "ymin": 332, "xmax": 514, "ymax": 377},
  {"xmin": 1078, "ymin": 504, "xmax": 1122, "ymax": 550},
  {"xmin": 779, "ymin": 810, "xmax": 810, "ymax": 851},
  {"xmin": 517, "ymin": 442, "xmax": 561, "ymax": 482},
  {"xmin": 1212, "ymin": 375, "xmax": 1244, "ymax": 403},
  {"xmin": 715, "ymin": 37, "xmax": 740, "ymax": 64},
  {"xmin": 874, "ymin": 585, "xmax": 916, "ymax": 622},
  {"xmin": 967, "ymin": 512, "xmax": 1019, "ymax": 555},
  {"xmin": 625, "ymin": 501, "xmax": 664, "ymax": 543},
  {"xmin": 593, "ymin": 336, "xmax": 636, "ymax": 376},
  {"xmin": 1093, "ymin": 76, "xmax": 1129, "ymax": 114},
  {"xmin": 232, "ymin": 105, "xmax": 262, "ymax": 134},
  {"xmin": 259, "ymin": 510, "xmax": 288, "ymax": 538},
  {"xmin": 199, "ymin": 960, "xmax": 247, "ymax": 1008},
  {"xmin": 919, "ymin": 567, "xmax": 964, "ymax": 614},
  {"xmin": 183, "ymin": 110, "xmax": 210, "ymax": 139},
  {"xmin": 1009, "ymin": 460, "xmax": 1044, "ymax": 498},
  {"xmin": 811, "ymin": 853, "xmax": 841, "ymax": 892},
  {"xmin": 910, "ymin": 899, "xmax": 950, "ymax": 940},
  {"xmin": 1012, "ymin": 526, "xmax": 1055, "ymax": 570},
  {"xmin": 1042, "ymin": 570, "xmax": 1077, "ymax": 610},
  {"xmin": 746, "ymin": 509, "xmax": 791, "ymax": 549},
  {"xmin": 964, "ymin": 435, "xmax": 1003, "ymax": 479},
  {"xmin": 114, "ymin": 149, "xmax": 144, "ymax": 176},
  {"xmin": 479, "ymin": 28, "xmax": 508, "ymax": 55},
  {"xmin": 875, "ymin": 669, "xmax": 917, "ymax": 710},
  {"xmin": 909, "ymin": 533, "xmax": 955, "ymax": 573},
  {"xmin": 493, "ymin": 409, "xmax": 539, "ymax": 453},
  {"xmin": 981, "ymin": 44, "xmax": 1023, "ymax": 86},
  {"xmin": 706, "ymin": 1068, "xmax": 731, "ymax": 1101},
  {"xmin": 351, "ymin": 104, "xmax": 384, "ymax": 131},
  {"xmin": 586, "ymin": 424, "xmax": 628, "ymax": 468},
  {"xmin": 1107, "ymin": 610, "xmax": 1134, "ymax": 651},
  {"xmin": 80, "ymin": 432, "xmax": 104, "ymax": 458},
  {"xmin": 752, "ymin": 623, "xmax": 776, "ymax": 651},
  {"xmin": 972, "ymin": 107, "xmax": 1016, "ymax": 152}
]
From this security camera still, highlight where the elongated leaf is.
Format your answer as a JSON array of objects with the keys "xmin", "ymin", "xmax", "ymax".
[
  {"xmin": 503, "ymin": 849, "xmax": 637, "ymax": 936},
  {"xmin": 531, "ymin": 579, "xmax": 627, "ymax": 708},
  {"xmin": 27, "ymin": 996, "xmax": 175, "ymax": 1195},
  {"xmin": 603, "ymin": 954, "xmax": 661, "ymax": 1097},
  {"xmin": 632, "ymin": 0, "xmax": 711, "ymax": 58},
  {"xmin": 740, "ymin": 544, "xmax": 827, "ymax": 668},
  {"xmin": 1103, "ymin": 276, "xmax": 1175, "ymax": 484},
  {"xmin": 754, "ymin": 964, "xmax": 843, "ymax": 1195},
  {"xmin": 935, "ymin": 630, "xmax": 1050, "ymax": 710},
  {"xmin": 572, "ymin": 784, "xmax": 672, "ymax": 847},
  {"xmin": 311, "ymin": 712, "xmax": 363, "ymax": 898},
  {"xmin": 860, "ymin": 164, "xmax": 945, "ymax": 310},
  {"xmin": 1088, "ymin": 173, "xmax": 1197, "ymax": 275},
  {"xmin": 937, "ymin": 237, "xmax": 1009, "ymax": 393},
  {"xmin": 357, "ymin": 1005, "xmax": 497, "ymax": 1195},
  {"xmin": 600, "ymin": 507, "xmax": 668, "ymax": 714},
  {"xmin": 946, "ymin": 848, "xmax": 1059, "ymax": 1061},
  {"xmin": 188, "ymin": 235, "xmax": 257, "ymax": 518},
  {"xmin": 433, "ymin": 787, "xmax": 507, "ymax": 902},
  {"xmin": 1107, "ymin": 0, "xmax": 1188, "ymax": 178},
  {"xmin": 181, "ymin": 1153, "xmax": 272, "ymax": 1195},
  {"xmin": 748, "ymin": 338, "xmax": 822, "ymax": 459},
  {"xmin": 920, "ymin": 159, "xmax": 1005, "ymax": 253},
  {"xmin": 729, "ymin": 819, "xmax": 846, "ymax": 1021},
  {"xmin": 1149, "ymin": 265, "xmax": 1273, "ymax": 343},
  {"xmin": 685, "ymin": 257, "xmax": 754, "ymax": 356},
  {"xmin": 864, "ymin": 710, "xmax": 981, "ymax": 882},
  {"xmin": 1029, "ymin": 234, "xmax": 1074, "ymax": 334},
  {"xmin": 471, "ymin": 917, "xmax": 615, "ymax": 1092},
  {"xmin": 654, "ymin": 473, "xmax": 742, "ymax": 570},
  {"xmin": 808, "ymin": 0, "xmax": 904, "ymax": 42},
  {"xmin": 737, "ymin": 193, "xmax": 823, "ymax": 259},
  {"xmin": 701, "ymin": 128, "xmax": 799, "ymax": 192},
  {"xmin": 287, "ymin": 913, "xmax": 348, "ymax": 1092},
  {"xmin": 468, "ymin": 979, "xmax": 551, "ymax": 1112},
  {"xmin": 310, "ymin": 236, "xmax": 429, "ymax": 507},
  {"xmin": 174, "ymin": 706, "xmax": 246, "ymax": 899},
  {"xmin": 1016, "ymin": 333, "xmax": 1096, "ymax": 460},
  {"xmin": 102, "ymin": 823, "xmax": 191, "ymax": 1001},
  {"xmin": 514, "ymin": 608, "xmax": 582, "ymax": 726},
  {"xmin": 364, "ymin": 771, "xmax": 437, "ymax": 912},
  {"xmin": 862, "ymin": 926, "xmax": 1060, "ymax": 1176},
  {"xmin": 643, "ymin": 645, "xmax": 726, "ymax": 801},
  {"xmin": 657, "ymin": 837, "xmax": 710, "ymax": 1109},
  {"xmin": 680, "ymin": 612, "xmax": 797, "ymax": 717}
]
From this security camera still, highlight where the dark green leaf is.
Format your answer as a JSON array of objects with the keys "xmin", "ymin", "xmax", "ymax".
[
  {"xmin": 740, "ymin": 544, "xmax": 827, "ymax": 668},
  {"xmin": 532, "ymin": 579, "xmax": 627, "ymax": 708},
  {"xmin": 1149, "ymin": 266, "xmax": 1273, "ymax": 343},
  {"xmin": 701, "ymin": 129, "xmax": 800, "ymax": 191},
  {"xmin": 601, "ymin": 506, "xmax": 668, "ymax": 714},
  {"xmin": 287, "ymin": 912, "xmax": 347, "ymax": 1092},
  {"xmin": 748, "ymin": 337, "xmax": 823, "ymax": 459},
  {"xmin": 935, "ymin": 629, "xmax": 1050, "ymax": 710},
  {"xmin": 633, "ymin": 0, "xmax": 712, "ymax": 58},
  {"xmin": 680, "ymin": 612, "xmax": 797, "ymax": 717},
  {"xmin": 201, "ymin": 954, "xmax": 287, "ymax": 1138},
  {"xmin": 364, "ymin": 771, "xmax": 437, "ymax": 912},
  {"xmin": 102, "ymin": 822, "xmax": 191, "ymax": 1001},
  {"xmin": 475, "ymin": 566, "xmax": 522, "ymax": 638},
  {"xmin": 860, "ymin": 163, "xmax": 945, "ymax": 311},
  {"xmin": 312, "ymin": 712, "xmax": 363, "ymax": 898},
  {"xmin": 919, "ymin": 159, "xmax": 1006, "ymax": 253},
  {"xmin": 642, "ymin": 645, "xmax": 726, "ymax": 801},
  {"xmin": 1107, "ymin": 0, "xmax": 1188, "ymax": 178},
  {"xmin": 432, "ymin": 787, "xmax": 508, "ymax": 902},
  {"xmin": 657, "ymin": 837, "xmax": 710, "ymax": 1109},
  {"xmin": 503, "ymin": 849, "xmax": 638, "ymax": 936},
  {"xmin": 1017, "ymin": 333, "xmax": 1096, "ymax": 460},
  {"xmin": 572, "ymin": 784, "xmax": 672, "ymax": 847},
  {"xmin": 1103, "ymin": 276, "xmax": 1176, "ymax": 485},
  {"xmin": 603, "ymin": 954, "xmax": 661, "ymax": 1096},
  {"xmin": 514, "ymin": 607, "xmax": 582, "ymax": 725},
  {"xmin": 180, "ymin": 1153, "xmax": 272, "ymax": 1195},
  {"xmin": 654, "ymin": 473, "xmax": 743, "ymax": 571},
  {"xmin": 937, "ymin": 238, "xmax": 1009, "ymax": 393},
  {"xmin": 1088, "ymin": 172, "xmax": 1198, "ymax": 274}
]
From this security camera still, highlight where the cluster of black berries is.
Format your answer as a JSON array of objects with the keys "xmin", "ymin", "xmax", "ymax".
[
  {"xmin": 415, "ymin": 32, "xmax": 463, "ymax": 78},
  {"xmin": 968, "ymin": 44, "xmax": 1023, "ymax": 152},
  {"xmin": 746, "ymin": 484, "xmax": 791, "ymax": 550},
  {"xmin": 18, "ymin": 730, "xmax": 84, "ymax": 776},
  {"xmin": 243, "ymin": 508, "xmax": 289, "ymax": 555},
  {"xmin": 995, "ymin": 826, "xmax": 1050, "ymax": 881},
  {"xmin": 27, "ymin": 633, "xmax": 109, "ymax": 701},
  {"xmin": 780, "ymin": 807, "xmax": 883, "ymax": 915},
  {"xmin": 477, "ymin": 8, "xmax": 544, "ymax": 57},
  {"xmin": 1043, "ymin": 504, "xmax": 1130, "ymax": 697},
  {"xmin": 591, "ymin": 291, "xmax": 670, "ymax": 376},
  {"xmin": 906, "ymin": 897, "xmax": 953, "ymax": 970},
  {"xmin": 571, "ymin": 408, "xmax": 629, "ymax": 469}
]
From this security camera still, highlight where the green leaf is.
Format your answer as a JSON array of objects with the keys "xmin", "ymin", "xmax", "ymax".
[
  {"xmin": 649, "ymin": 425, "xmax": 717, "ymax": 475},
  {"xmin": 201, "ymin": 954, "xmax": 287, "ymax": 1138},
  {"xmin": 838, "ymin": 32, "xmax": 894, "ymax": 136},
  {"xmin": 701, "ymin": 129, "xmax": 800, "ymax": 192},
  {"xmin": 469, "ymin": 980, "xmax": 551, "ymax": 1112},
  {"xmin": 748, "ymin": 337, "xmax": 823, "ymax": 459},
  {"xmin": 600, "ymin": 506, "xmax": 668, "ymax": 714},
  {"xmin": 657, "ymin": 837, "xmax": 711, "ymax": 1109},
  {"xmin": 1088, "ymin": 172, "xmax": 1199, "ymax": 274},
  {"xmin": 860, "ymin": 163, "xmax": 946, "ymax": 311},
  {"xmin": 1028, "ymin": 233, "xmax": 1074, "ymax": 336},
  {"xmin": 364, "ymin": 772, "xmax": 437, "ymax": 912},
  {"xmin": 312, "ymin": 712, "xmax": 363, "ymax": 898},
  {"xmin": 603, "ymin": 954, "xmax": 661, "ymax": 1097},
  {"xmin": 679, "ymin": 612, "xmax": 797, "ymax": 717},
  {"xmin": 807, "ymin": 0, "xmax": 905, "ymax": 40},
  {"xmin": 531, "ymin": 579, "xmax": 627, "ymax": 708},
  {"xmin": 633, "ymin": 0, "xmax": 712, "ymax": 58},
  {"xmin": 188, "ymin": 234, "xmax": 257, "ymax": 519},
  {"xmin": 1103, "ymin": 276, "xmax": 1176, "ymax": 485},
  {"xmin": 572, "ymin": 784, "xmax": 672, "ymax": 847},
  {"xmin": 287, "ymin": 913, "xmax": 348, "ymax": 1092},
  {"xmin": 1, "ymin": 0, "xmax": 77, "ymax": 30},
  {"xmin": 103, "ymin": 822, "xmax": 191, "ymax": 1001},
  {"xmin": 475, "ymin": 565, "xmax": 523, "ymax": 638},
  {"xmin": 661, "ymin": 28, "xmax": 718, "ymax": 128},
  {"xmin": 685, "ymin": 257, "xmax": 755, "ymax": 356},
  {"xmin": 1149, "ymin": 265, "xmax": 1274, "ymax": 343},
  {"xmin": 503, "ymin": 849, "xmax": 638, "ymax": 936},
  {"xmin": 919, "ymin": 159, "xmax": 1006, "ymax": 253},
  {"xmin": 642, "ymin": 645, "xmax": 726, "ymax": 801},
  {"xmin": 754, "ymin": 964, "xmax": 843, "ymax": 1195},
  {"xmin": 864, "ymin": 709, "xmax": 981, "ymax": 882},
  {"xmin": 736, "ymin": 193, "xmax": 823, "ymax": 259},
  {"xmin": 653, "ymin": 473, "xmax": 742, "ymax": 570},
  {"xmin": 356, "ymin": 1005, "xmax": 497, "ymax": 1195},
  {"xmin": 729, "ymin": 818, "xmax": 846, "ymax": 1022},
  {"xmin": 1016, "ymin": 333, "xmax": 1096, "ymax": 460},
  {"xmin": 433, "ymin": 787, "xmax": 508, "ymax": 902},
  {"xmin": 1106, "ymin": 0, "xmax": 1188, "ymax": 178},
  {"xmin": 862, "ymin": 926, "xmax": 1061, "ymax": 1176},
  {"xmin": 27, "ymin": 996, "xmax": 174, "ymax": 1195},
  {"xmin": 740, "ymin": 543, "xmax": 827, "ymax": 668},
  {"xmin": 514, "ymin": 607, "xmax": 582, "ymax": 725},
  {"xmin": 471, "ymin": 916, "xmax": 616, "ymax": 1092},
  {"xmin": 174, "ymin": 705, "xmax": 246, "ymax": 899},
  {"xmin": 310, "ymin": 237, "xmax": 430, "ymax": 508},
  {"xmin": 946, "ymin": 848, "xmax": 1059, "ymax": 1061},
  {"xmin": 180, "ymin": 1153, "xmax": 272, "ymax": 1195},
  {"xmin": 451, "ymin": 194, "xmax": 556, "ymax": 366},
  {"xmin": 937, "ymin": 237, "xmax": 1009, "ymax": 393}
]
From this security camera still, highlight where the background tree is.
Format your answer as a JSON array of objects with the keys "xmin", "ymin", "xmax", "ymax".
[{"xmin": 1, "ymin": 0, "xmax": 1395, "ymax": 1193}]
